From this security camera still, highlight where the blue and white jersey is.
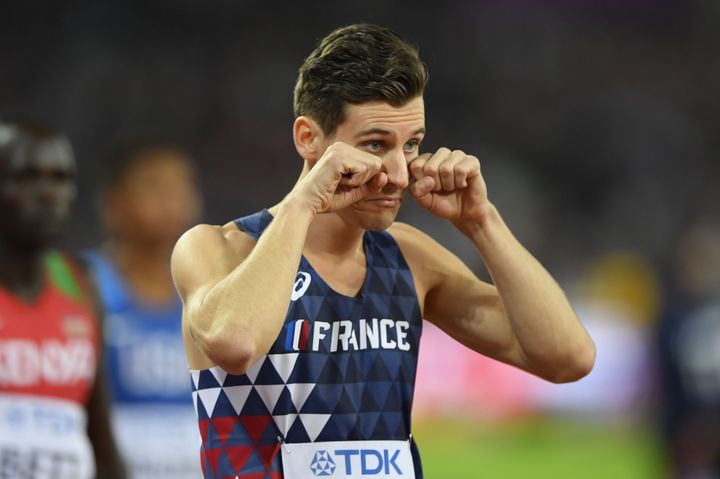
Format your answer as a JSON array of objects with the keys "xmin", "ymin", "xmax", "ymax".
[
  {"xmin": 190, "ymin": 209, "xmax": 424, "ymax": 479},
  {"xmin": 84, "ymin": 250, "xmax": 201, "ymax": 479}
]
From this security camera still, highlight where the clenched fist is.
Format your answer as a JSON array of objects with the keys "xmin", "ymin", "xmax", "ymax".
[
  {"xmin": 408, "ymin": 147, "xmax": 489, "ymax": 223},
  {"xmin": 289, "ymin": 142, "xmax": 388, "ymax": 215}
]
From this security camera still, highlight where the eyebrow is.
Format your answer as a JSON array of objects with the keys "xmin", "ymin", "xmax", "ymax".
[{"xmin": 354, "ymin": 127, "xmax": 426, "ymax": 138}]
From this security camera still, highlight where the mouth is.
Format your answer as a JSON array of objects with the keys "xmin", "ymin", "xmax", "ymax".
[{"xmin": 364, "ymin": 196, "xmax": 402, "ymax": 208}]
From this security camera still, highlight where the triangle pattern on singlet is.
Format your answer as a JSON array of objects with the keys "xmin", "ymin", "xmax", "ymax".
[
  {"xmin": 392, "ymin": 273, "xmax": 416, "ymax": 297},
  {"xmin": 224, "ymin": 385, "xmax": 254, "ymax": 415},
  {"xmin": 316, "ymin": 355, "xmax": 344, "ymax": 384},
  {"xmin": 223, "ymin": 420, "xmax": 255, "ymax": 447},
  {"xmin": 325, "ymin": 413, "xmax": 356, "ymax": 440},
  {"xmin": 286, "ymin": 382, "xmax": 315, "ymax": 412},
  {"xmin": 198, "ymin": 369, "xmax": 222, "ymax": 390},
  {"xmin": 383, "ymin": 383, "xmax": 403, "ymax": 411},
  {"xmin": 286, "ymin": 353, "xmax": 327, "ymax": 383},
  {"xmin": 257, "ymin": 444, "xmax": 281, "ymax": 472},
  {"xmin": 239, "ymin": 415, "xmax": 272, "ymax": 444},
  {"xmin": 255, "ymin": 384, "xmax": 285, "ymax": 414},
  {"xmin": 298, "ymin": 413, "xmax": 331, "ymax": 442},
  {"xmin": 333, "ymin": 388, "xmax": 357, "ymax": 414},
  {"xmin": 356, "ymin": 412, "xmax": 382, "ymax": 439},
  {"xmin": 300, "ymin": 383, "xmax": 343, "ymax": 414},
  {"xmin": 198, "ymin": 387, "xmax": 223, "ymax": 417},
  {"xmin": 223, "ymin": 372, "xmax": 252, "ymax": 387},
  {"xmin": 254, "ymin": 360, "xmax": 284, "ymax": 385},
  {"xmin": 342, "ymin": 382, "xmax": 364, "ymax": 413},
  {"xmin": 192, "ymin": 391, "xmax": 199, "ymax": 417},
  {"xmin": 271, "ymin": 386, "xmax": 297, "ymax": 415},
  {"xmin": 359, "ymin": 387, "xmax": 380, "ymax": 412},
  {"xmin": 379, "ymin": 350, "xmax": 403, "ymax": 379},
  {"xmin": 212, "ymin": 389, "xmax": 238, "ymax": 418},
  {"xmin": 240, "ymin": 449, "xmax": 266, "ymax": 474},
  {"xmin": 211, "ymin": 417, "xmax": 239, "ymax": 446},
  {"xmin": 343, "ymin": 354, "xmax": 363, "ymax": 383},
  {"xmin": 190, "ymin": 370, "xmax": 200, "ymax": 391},
  {"xmin": 267, "ymin": 353, "xmax": 298, "ymax": 383},
  {"xmin": 224, "ymin": 445, "xmax": 254, "ymax": 474},
  {"xmin": 240, "ymin": 388, "xmax": 270, "ymax": 415},
  {"xmin": 366, "ymin": 381, "xmax": 394, "ymax": 412},
  {"xmin": 272, "ymin": 413, "xmax": 298, "ymax": 437},
  {"xmin": 210, "ymin": 366, "xmax": 228, "ymax": 386},
  {"xmin": 244, "ymin": 357, "xmax": 265, "ymax": 383},
  {"xmin": 365, "ymin": 355, "xmax": 392, "ymax": 381}
]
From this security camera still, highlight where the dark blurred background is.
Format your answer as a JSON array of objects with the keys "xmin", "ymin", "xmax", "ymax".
[{"xmin": 3, "ymin": 1, "xmax": 719, "ymax": 477}]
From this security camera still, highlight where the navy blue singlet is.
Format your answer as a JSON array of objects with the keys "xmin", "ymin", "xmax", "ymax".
[{"xmin": 191, "ymin": 209, "xmax": 424, "ymax": 478}]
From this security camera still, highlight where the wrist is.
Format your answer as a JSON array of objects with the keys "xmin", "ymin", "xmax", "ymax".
[
  {"xmin": 453, "ymin": 202, "xmax": 511, "ymax": 251},
  {"xmin": 279, "ymin": 193, "xmax": 317, "ymax": 222}
]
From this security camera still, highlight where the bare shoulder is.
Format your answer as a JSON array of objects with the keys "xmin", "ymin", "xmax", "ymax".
[
  {"xmin": 387, "ymin": 221, "xmax": 479, "ymax": 285},
  {"xmin": 171, "ymin": 222, "xmax": 256, "ymax": 299},
  {"xmin": 387, "ymin": 221, "xmax": 445, "ymax": 260}
]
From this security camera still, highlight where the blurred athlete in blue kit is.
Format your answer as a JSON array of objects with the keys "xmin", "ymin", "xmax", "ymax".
[
  {"xmin": 171, "ymin": 24, "xmax": 596, "ymax": 479},
  {"xmin": 84, "ymin": 141, "xmax": 203, "ymax": 478}
]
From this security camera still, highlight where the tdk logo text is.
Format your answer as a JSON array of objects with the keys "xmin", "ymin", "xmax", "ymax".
[{"xmin": 310, "ymin": 448, "xmax": 403, "ymax": 476}]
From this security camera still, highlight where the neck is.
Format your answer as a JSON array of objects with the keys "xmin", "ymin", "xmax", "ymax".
[
  {"xmin": 305, "ymin": 212, "xmax": 365, "ymax": 260},
  {"xmin": 107, "ymin": 239, "xmax": 176, "ymax": 304},
  {"xmin": 0, "ymin": 241, "xmax": 47, "ymax": 301}
]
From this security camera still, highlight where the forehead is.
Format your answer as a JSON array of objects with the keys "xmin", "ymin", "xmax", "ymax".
[
  {"xmin": 3, "ymin": 135, "xmax": 75, "ymax": 173},
  {"xmin": 121, "ymin": 149, "xmax": 194, "ymax": 181},
  {"xmin": 338, "ymin": 96, "xmax": 425, "ymax": 136}
]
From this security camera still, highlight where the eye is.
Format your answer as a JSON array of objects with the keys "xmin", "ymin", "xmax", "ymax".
[
  {"xmin": 364, "ymin": 140, "xmax": 384, "ymax": 153},
  {"xmin": 404, "ymin": 139, "xmax": 420, "ymax": 153}
]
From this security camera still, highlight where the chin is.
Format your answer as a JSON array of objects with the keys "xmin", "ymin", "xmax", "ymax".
[{"xmin": 358, "ymin": 211, "xmax": 398, "ymax": 232}]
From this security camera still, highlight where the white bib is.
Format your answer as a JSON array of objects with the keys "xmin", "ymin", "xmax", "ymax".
[
  {"xmin": 281, "ymin": 439, "xmax": 415, "ymax": 478},
  {"xmin": 0, "ymin": 394, "xmax": 95, "ymax": 479}
]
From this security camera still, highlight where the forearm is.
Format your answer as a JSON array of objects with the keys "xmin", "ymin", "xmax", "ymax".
[
  {"xmin": 459, "ymin": 203, "xmax": 595, "ymax": 382},
  {"xmin": 192, "ymin": 199, "xmax": 314, "ymax": 370}
]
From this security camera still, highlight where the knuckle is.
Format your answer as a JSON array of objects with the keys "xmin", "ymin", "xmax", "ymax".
[{"xmin": 438, "ymin": 165, "xmax": 453, "ymax": 177}]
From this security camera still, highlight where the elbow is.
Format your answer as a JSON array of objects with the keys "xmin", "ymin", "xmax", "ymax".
[
  {"xmin": 210, "ymin": 341, "xmax": 257, "ymax": 376},
  {"xmin": 545, "ymin": 339, "xmax": 596, "ymax": 384}
]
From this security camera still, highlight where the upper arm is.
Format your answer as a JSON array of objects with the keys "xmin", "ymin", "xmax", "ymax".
[
  {"xmin": 171, "ymin": 222, "xmax": 255, "ymax": 314},
  {"xmin": 389, "ymin": 223, "xmax": 527, "ymax": 369}
]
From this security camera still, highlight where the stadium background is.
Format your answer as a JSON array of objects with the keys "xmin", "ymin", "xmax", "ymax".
[{"xmin": 2, "ymin": 0, "xmax": 719, "ymax": 477}]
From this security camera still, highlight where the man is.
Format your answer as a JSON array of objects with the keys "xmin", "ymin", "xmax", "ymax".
[
  {"xmin": 0, "ymin": 118, "xmax": 125, "ymax": 478},
  {"xmin": 84, "ymin": 141, "xmax": 203, "ymax": 478},
  {"xmin": 658, "ymin": 221, "xmax": 720, "ymax": 478},
  {"xmin": 172, "ymin": 24, "xmax": 596, "ymax": 479}
]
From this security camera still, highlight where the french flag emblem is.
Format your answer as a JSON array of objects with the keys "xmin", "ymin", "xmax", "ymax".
[{"xmin": 285, "ymin": 319, "xmax": 309, "ymax": 351}]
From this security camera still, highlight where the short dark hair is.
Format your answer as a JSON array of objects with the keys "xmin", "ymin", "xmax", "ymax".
[
  {"xmin": 0, "ymin": 117, "xmax": 67, "ymax": 166},
  {"xmin": 103, "ymin": 139, "xmax": 194, "ymax": 192},
  {"xmin": 293, "ymin": 23, "xmax": 428, "ymax": 137}
]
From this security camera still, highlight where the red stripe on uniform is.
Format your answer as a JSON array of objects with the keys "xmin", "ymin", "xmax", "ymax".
[{"xmin": 300, "ymin": 320, "xmax": 309, "ymax": 351}]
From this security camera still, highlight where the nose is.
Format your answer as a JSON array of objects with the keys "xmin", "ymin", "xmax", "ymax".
[
  {"xmin": 382, "ymin": 148, "xmax": 409, "ymax": 190},
  {"xmin": 33, "ymin": 174, "xmax": 75, "ymax": 206}
]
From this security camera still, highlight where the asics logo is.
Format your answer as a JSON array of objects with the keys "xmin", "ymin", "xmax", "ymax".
[{"xmin": 291, "ymin": 272, "xmax": 312, "ymax": 301}]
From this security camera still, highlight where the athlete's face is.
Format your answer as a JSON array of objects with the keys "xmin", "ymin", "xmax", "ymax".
[
  {"xmin": 104, "ymin": 150, "xmax": 202, "ymax": 246},
  {"xmin": 0, "ymin": 135, "xmax": 76, "ymax": 251},
  {"xmin": 324, "ymin": 96, "xmax": 426, "ymax": 231}
]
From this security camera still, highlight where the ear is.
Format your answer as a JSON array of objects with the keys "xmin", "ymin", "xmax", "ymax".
[{"xmin": 293, "ymin": 116, "xmax": 325, "ymax": 165}]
